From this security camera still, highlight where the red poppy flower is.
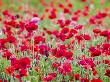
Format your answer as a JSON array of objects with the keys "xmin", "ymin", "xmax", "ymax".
[
  {"xmin": 5, "ymin": 20, "xmax": 18, "ymax": 28},
  {"xmin": 43, "ymin": 75, "xmax": 53, "ymax": 81},
  {"xmin": 74, "ymin": 74, "xmax": 80, "ymax": 80},
  {"xmin": 89, "ymin": 46, "xmax": 96, "ymax": 52},
  {"xmin": 58, "ymin": 61, "xmax": 72, "ymax": 75},
  {"xmin": 48, "ymin": 72, "xmax": 57, "ymax": 78},
  {"xmin": 64, "ymin": 8, "xmax": 71, "ymax": 14},
  {"xmin": 5, "ymin": 66, "xmax": 14, "ymax": 75},
  {"xmin": 0, "ymin": 39, "xmax": 7, "ymax": 49},
  {"xmin": 83, "ymin": 34, "xmax": 91, "ymax": 40},
  {"xmin": 75, "ymin": 25, "xmax": 84, "ymax": 30},
  {"xmin": 52, "ymin": 62, "xmax": 61, "ymax": 69},
  {"xmin": 61, "ymin": 27, "xmax": 69, "ymax": 34},
  {"xmin": 91, "ymin": 49, "xmax": 101, "ymax": 57},
  {"xmin": 83, "ymin": 11, "xmax": 88, "ymax": 16},
  {"xmin": 62, "ymin": 62, "xmax": 72, "ymax": 73},
  {"xmin": 70, "ymin": 29, "xmax": 78, "ymax": 34},
  {"xmin": 100, "ymin": 30, "xmax": 109, "ymax": 37},
  {"xmin": 16, "ymin": 69, "xmax": 27, "ymax": 79},
  {"xmin": 74, "ymin": 10, "xmax": 81, "ymax": 15},
  {"xmin": 75, "ymin": 34, "xmax": 83, "ymax": 44},
  {"xmin": 49, "ymin": 9, "xmax": 57, "ymax": 19},
  {"xmin": 92, "ymin": 69, "xmax": 98, "ymax": 76},
  {"xmin": 54, "ymin": 49, "xmax": 64, "ymax": 58},
  {"xmin": 58, "ymin": 67, "xmax": 66, "ymax": 75},
  {"xmin": 63, "ymin": 51, "xmax": 73, "ymax": 59},
  {"xmin": 20, "ymin": 45, "xmax": 29, "ymax": 51},
  {"xmin": 2, "ymin": 50, "xmax": 13, "ymax": 60},
  {"xmin": 67, "ymin": 29, "xmax": 77, "ymax": 38},
  {"xmin": 0, "ymin": 79, "xmax": 7, "ymax": 82},
  {"xmin": 25, "ymin": 22, "xmax": 38, "ymax": 32},
  {"xmin": 0, "ymin": 79, "xmax": 2, "ymax": 82},
  {"xmin": 95, "ymin": 12, "xmax": 107, "ymax": 19},
  {"xmin": 72, "ymin": 16, "xmax": 79, "ymax": 21},
  {"xmin": 57, "ymin": 19, "xmax": 65, "ymax": 28},
  {"xmin": 39, "ymin": 44, "xmax": 50, "ymax": 56},
  {"xmin": 59, "ymin": 45, "xmax": 67, "ymax": 50},
  {"xmin": 89, "ymin": 17, "xmax": 96, "ymax": 25},
  {"xmin": 59, "ymin": 3, "xmax": 65, "ymax": 9},
  {"xmin": 19, "ymin": 57, "xmax": 31, "ymax": 68},
  {"xmin": 10, "ymin": 57, "xmax": 18, "ymax": 66},
  {"xmin": 2, "ymin": 10, "xmax": 10, "ymax": 16},
  {"xmin": 91, "ymin": 78, "xmax": 102, "ymax": 82},
  {"xmin": 78, "ymin": 58, "xmax": 95, "ymax": 69},
  {"xmin": 58, "ymin": 33, "xmax": 67, "ymax": 41},
  {"xmin": 6, "ymin": 35, "xmax": 16, "ymax": 43},
  {"xmin": 81, "ymin": 78, "xmax": 89, "ymax": 82},
  {"xmin": 93, "ymin": 28, "xmax": 101, "ymax": 34},
  {"xmin": 103, "ymin": 60, "xmax": 110, "ymax": 65},
  {"xmin": 34, "ymin": 36, "xmax": 45, "ymax": 44},
  {"xmin": 68, "ymin": 3, "xmax": 73, "ymax": 8},
  {"xmin": 52, "ymin": 30, "xmax": 59, "ymax": 37},
  {"xmin": 105, "ymin": 69, "xmax": 110, "ymax": 77},
  {"xmin": 102, "ymin": 43, "xmax": 110, "ymax": 51},
  {"xmin": 19, "ymin": 69, "xmax": 28, "ymax": 77},
  {"xmin": 100, "ymin": 12, "xmax": 107, "ymax": 18},
  {"xmin": 65, "ymin": 20, "xmax": 71, "ymax": 26}
]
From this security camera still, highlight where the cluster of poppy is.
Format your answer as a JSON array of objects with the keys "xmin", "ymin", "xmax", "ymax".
[{"xmin": 0, "ymin": 0, "xmax": 110, "ymax": 82}]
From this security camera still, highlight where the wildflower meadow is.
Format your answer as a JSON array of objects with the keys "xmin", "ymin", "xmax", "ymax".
[{"xmin": 0, "ymin": 0, "xmax": 110, "ymax": 82}]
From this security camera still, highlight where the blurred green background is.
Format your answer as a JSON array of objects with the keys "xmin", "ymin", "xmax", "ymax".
[{"xmin": 0, "ymin": 0, "xmax": 110, "ymax": 14}]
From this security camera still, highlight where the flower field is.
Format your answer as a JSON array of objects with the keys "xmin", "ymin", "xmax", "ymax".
[{"xmin": 0, "ymin": 0, "xmax": 110, "ymax": 82}]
